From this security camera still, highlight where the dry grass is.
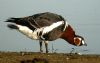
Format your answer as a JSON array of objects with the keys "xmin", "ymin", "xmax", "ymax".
[{"xmin": 0, "ymin": 52, "xmax": 100, "ymax": 63}]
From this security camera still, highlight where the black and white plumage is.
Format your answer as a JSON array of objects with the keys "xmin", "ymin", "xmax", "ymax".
[
  {"xmin": 5, "ymin": 12, "xmax": 86, "ymax": 53},
  {"xmin": 6, "ymin": 12, "xmax": 67, "ymax": 53},
  {"xmin": 6, "ymin": 12, "xmax": 66, "ymax": 41}
]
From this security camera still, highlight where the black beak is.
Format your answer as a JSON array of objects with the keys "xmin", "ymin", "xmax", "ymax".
[{"xmin": 84, "ymin": 43, "xmax": 87, "ymax": 46}]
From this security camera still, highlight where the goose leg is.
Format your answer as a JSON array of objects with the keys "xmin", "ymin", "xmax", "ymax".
[
  {"xmin": 39, "ymin": 41, "xmax": 43, "ymax": 53},
  {"xmin": 44, "ymin": 41, "xmax": 48, "ymax": 53}
]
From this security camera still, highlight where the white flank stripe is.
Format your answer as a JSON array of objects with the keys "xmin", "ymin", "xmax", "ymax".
[
  {"xmin": 16, "ymin": 25, "xmax": 42, "ymax": 40},
  {"xmin": 43, "ymin": 21, "xmax": 64, "ymax": 34}
]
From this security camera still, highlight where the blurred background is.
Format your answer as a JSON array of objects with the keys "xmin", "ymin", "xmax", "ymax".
[{"xmin": 0, "ymin": 0, "xmax": 100, "ymax": 54}]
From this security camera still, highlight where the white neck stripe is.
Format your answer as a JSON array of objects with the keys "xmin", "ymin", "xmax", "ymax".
[{"xmin": 63, "ymin": 21, "xmax": 69, "ymax": 31}]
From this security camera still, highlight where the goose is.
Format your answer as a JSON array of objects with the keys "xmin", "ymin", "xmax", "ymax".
[{"xmin": 5, "ymin": 12, "xmax": 87, "ymax": 53}]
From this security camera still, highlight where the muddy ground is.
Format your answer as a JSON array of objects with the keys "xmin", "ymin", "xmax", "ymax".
[{"xmin": 0, "ymin": 52, "xmax": 100, "ymax": 63}]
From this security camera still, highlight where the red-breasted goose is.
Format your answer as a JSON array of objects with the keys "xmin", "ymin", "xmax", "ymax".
[{"xmin": 5, "ymin": 12, "xmax": 87, "ymax": 53}]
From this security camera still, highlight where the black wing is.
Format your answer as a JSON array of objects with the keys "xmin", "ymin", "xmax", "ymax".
[
  {"xmin": 5, "ymin": 12, "xmax": 66, "ymax": 31},
  {"xmin": 31, "ymin": 12, "xmax": 65, "ymax": 27}
]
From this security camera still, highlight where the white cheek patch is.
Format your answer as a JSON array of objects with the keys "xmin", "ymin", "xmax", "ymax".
[
  {"xmin": 78, "ymin": 37, "xmax": 86, "ymax": 45},
  {"xmin": 82, "ymin": 40, "xmax": 85, "ymax": 45}
]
